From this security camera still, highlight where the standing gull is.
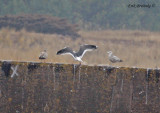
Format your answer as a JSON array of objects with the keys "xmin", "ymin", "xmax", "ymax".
[
  {"xmin": 57, "ymin": 44, "xmax": 98, "ymax": 64},
  {"xmin": 39, "ymin": 50, "xmax": 48, "ymax": 62},
  {"xmin": 107, "ymin": 51, "xmax": 123, "ymax": 63}
]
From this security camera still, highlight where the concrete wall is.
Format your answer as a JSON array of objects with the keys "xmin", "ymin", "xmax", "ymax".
[{"xmin": 0, "ymin": 61, "xmax": 159, "ymax": 113}]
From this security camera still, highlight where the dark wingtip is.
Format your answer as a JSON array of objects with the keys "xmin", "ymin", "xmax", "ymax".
[
  {"xmin": 56, "ymin": 50, "xmax": 61, "ymax": 55},
  {"xmin": 92, "ymin": 45, "xmax": 98, "ymax": 49},
  {"xmin": 57, "ymin": 49, "xmax": 64, "ymax": 55},
  {"xmin": 89, "ymin": 44, "xmax": 98, "ymax": 49},
  {"xmin": 56, "ymin": 51, "xmax": 60, "ymax": 55},
  {"xmin": 39, "ymin": 57, "xmax": 46, "ymax": 59},
  {"xmin": 120, "ymin": 60, "xmax": 123, "ymax": 62}
]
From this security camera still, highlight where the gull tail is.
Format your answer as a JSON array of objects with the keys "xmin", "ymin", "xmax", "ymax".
[{"xmin": 120, "ymin": 59, "xmax": 123, "ymax": 62}]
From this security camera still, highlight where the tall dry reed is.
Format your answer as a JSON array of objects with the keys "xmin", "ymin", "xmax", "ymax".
[{"xmin": 0, "ymin": 28, "xmax": 160, "ymax": 68}]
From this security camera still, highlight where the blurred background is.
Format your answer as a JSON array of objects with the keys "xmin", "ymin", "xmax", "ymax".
[{"xmin": 0, "ymin": 0, "xmax": 160, "ymax": 68}]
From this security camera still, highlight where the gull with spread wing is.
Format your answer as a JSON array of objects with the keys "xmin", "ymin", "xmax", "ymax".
[{"xmin": 57, "ymin": 44, "xmax": 98, "ymax": 64}]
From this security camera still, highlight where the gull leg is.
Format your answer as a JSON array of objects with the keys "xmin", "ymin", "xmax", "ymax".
[
  {"xmin": 77, "ymin": 58, "xmax": 83, "ymax": 67},
  {"xmin": 78, "ymin": 61, "xmax": 82, "ymax": 67},
  {"xmin": 107, "ymin": 62, "xmax": 111, "ymax": 67},
  {"xmin": 80, "ymin": 60, "xmax": 84, "ymax": 65}
]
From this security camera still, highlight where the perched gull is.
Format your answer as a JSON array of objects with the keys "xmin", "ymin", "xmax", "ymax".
[
  {"xmin": 57, "ymin": 44, "xmax": 98, "ymax": 63},
  {"xmin": 107, "ymin": 51, "xmax": 123, "ymax": 63},
  {"xmin": 39, "ymin": 50, "xmax": 48, "ymax": 62}
]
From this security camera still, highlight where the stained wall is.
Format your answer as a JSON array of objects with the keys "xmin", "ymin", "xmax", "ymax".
[{"xmin": 0, "ymin": 61, "xmax": 159, "ymax": 113}]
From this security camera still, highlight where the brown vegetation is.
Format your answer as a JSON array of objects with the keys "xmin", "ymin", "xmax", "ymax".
[
  {"xmin": 0, "ymin": 14, "xmax": 80, "ymax": 38},
  {"xmin": 0, "ymin": 28, "xmax": 160, "ymax": 68}
]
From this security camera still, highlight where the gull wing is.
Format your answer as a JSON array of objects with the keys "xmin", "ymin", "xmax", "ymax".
[
  {"xmin": 112, "ymin": 55, "xmax": 123, "ymax": 62},
  {"xmin": 113, "ymin": 55, "xmax": 120, "ymax": 60},
  {"xmin": 57, "ymin": 47, "xmax": 75, "ymax": 57},
  {"xmin": 77, "ymin": 44, "xmax": 97, "ymax": 58}
]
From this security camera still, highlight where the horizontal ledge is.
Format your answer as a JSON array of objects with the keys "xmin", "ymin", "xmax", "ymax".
[{"xmin": 0, "ymin": 60, "xmax": 158, "ymax": 70}]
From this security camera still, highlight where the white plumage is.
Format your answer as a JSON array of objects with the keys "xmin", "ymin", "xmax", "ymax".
[
  {"xmin": 39, "ymin": 50, "xmax": 48, "ymax": 60},
  {"xmin": 107, "ymin": 51, "xmax": 123, "ymax": 63}
]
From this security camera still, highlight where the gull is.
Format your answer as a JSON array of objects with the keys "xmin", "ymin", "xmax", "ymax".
[
  {"xmin": 39, "ymin": 50, "xmax": 48, "ymax": 62},
  {"xmin": 57, "ymin": 44, "xmax": 98, "ymax": 64},
  {"xmin": 107, "ymin": 51, "xmax": 123, "ymax": 63}
]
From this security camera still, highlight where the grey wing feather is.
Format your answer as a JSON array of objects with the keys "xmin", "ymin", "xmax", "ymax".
[
  {"xmin": 57, "ymin": 47, "xmax": 74, "ymax": 55},
  {"xmin": 112, "ymin": 55, "xmax": 122, "ymax": 62},
  {"xmin": 113, "ymin": 56, "xmax": 120, "ymax": 60},
  {"xmin": 77, "ymin": 44, "xmax": 97, "ymax": 58}
]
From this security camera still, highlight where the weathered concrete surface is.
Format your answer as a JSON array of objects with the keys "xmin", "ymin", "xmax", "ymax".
[{"xmin": 0, "ymin": 61, "xmax": 159, "ymax": 113}]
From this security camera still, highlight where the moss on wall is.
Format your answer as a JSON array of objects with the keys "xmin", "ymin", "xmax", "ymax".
[{"xmin": 0, "ymin": 61, "xmax": 159, "ymax": 113}]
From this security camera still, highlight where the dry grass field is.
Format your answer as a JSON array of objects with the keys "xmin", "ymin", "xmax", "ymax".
[{"xmin": 0, "ymin": 28, "xmax": 160, "ymax": 68}]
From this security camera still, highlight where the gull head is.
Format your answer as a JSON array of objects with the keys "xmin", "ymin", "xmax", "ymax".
[
  {"xmin": 44, "ymin": 50, "xmax": 47, "ymax": 52},
  {"xmin": 107, "ymin": 51, "xmax": 112, "ymax": 54}
]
